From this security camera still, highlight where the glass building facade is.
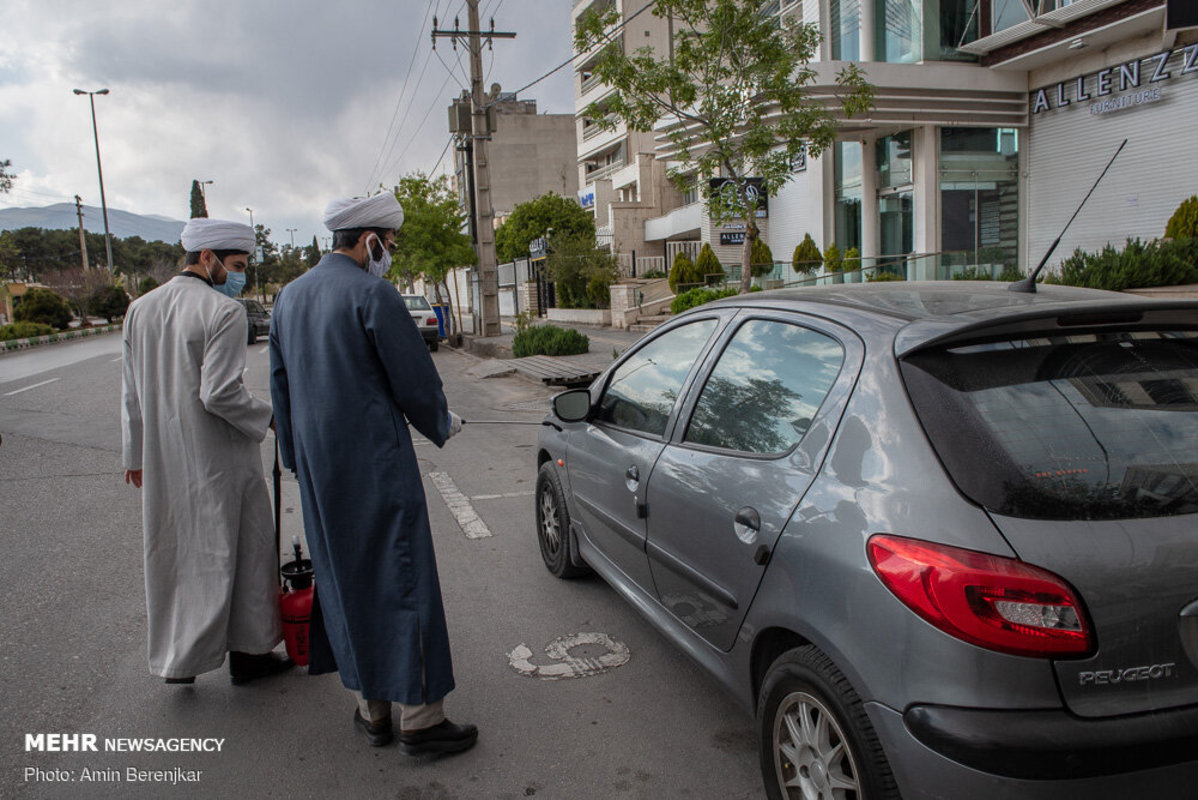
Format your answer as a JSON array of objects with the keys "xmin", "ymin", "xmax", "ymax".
[{"xmin": 939, "ymin": 127, "xmax": 1020, "ymax": 277}]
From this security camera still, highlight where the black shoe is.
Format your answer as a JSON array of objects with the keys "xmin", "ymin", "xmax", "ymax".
[
  {"xmin": 228, "ymin": 651, "xmax": 294, "ymax": 685},
  {"xmin": 398, "ymin": 719, "xmax": 478, "ymax": 756},
  {"xmin": 164, "ymin": 676, "xmax": 195, "ymax": 685},
  {"xmin": 353, "ymin": 709, "xmax": 393, "ymax": 747}
]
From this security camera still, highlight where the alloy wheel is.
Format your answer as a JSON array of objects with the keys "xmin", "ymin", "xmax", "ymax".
[{"xmin": 772, "ymin": 690, "xmax": 862, "ymax": 800}]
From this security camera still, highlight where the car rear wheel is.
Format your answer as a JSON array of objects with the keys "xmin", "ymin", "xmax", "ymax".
[
  {"xmin": 758, "ymin": 646, "xmax": 898, "ymax": 800},
  {"xmin": 429, "ymin": 340, "xmax": 439, "ymax": 352},
  {"xmin": 535, "ymin": 462, "xmax": 589, "ymax": 578}
]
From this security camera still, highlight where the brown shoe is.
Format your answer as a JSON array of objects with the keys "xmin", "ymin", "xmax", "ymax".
[{"xmin": 353, "ymin": 709, "xmax": 393, "ymax": 747}]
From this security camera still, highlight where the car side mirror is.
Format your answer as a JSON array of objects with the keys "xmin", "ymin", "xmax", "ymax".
[{"xmin": 552, "ymin": 389, "xmax": 592, "ymax": 423}]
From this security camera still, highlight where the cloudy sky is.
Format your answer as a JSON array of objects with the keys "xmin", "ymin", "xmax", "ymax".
[{"xmin": 0, "ymin": 0, "xmax": 575, "ymax": 248}]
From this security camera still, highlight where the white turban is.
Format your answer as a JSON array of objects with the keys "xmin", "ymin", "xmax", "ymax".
[
  {"xmin": 323, "ymin": 194, "xmax": 404, "ymax": 232},
  {"xmin": 180, "ymin": 219, "xmax": 256, "ymax": 253}
]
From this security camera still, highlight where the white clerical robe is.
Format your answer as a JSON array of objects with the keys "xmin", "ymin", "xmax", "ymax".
[{"xmin": 121, "ymin": 275, "xmax": 280, "ymax": 679}]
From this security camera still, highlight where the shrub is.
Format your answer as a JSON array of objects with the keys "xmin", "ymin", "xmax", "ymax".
[
  {"xmin": 749, "ymin": 237, "xmax": 774, "ymax": 278},
  {"xmin": 952, "ymin": 265, "xmax": 1025, "ymax": 282},
  {"xmin": 14, "ymin": 288, "xmax": 71, "ymax": 330},
  {"xmin": 866, "ymin": 271, "xmax": 904, "ymax": 282},
  {"xmin": 1, "ymin": 321, "xmax": 56, "ymax": 341},
  {"xmin": 1165, "ymin": 195, "xmax": 1198, "ymax": 239},
  {"xmin": 823, "ymin": 244, "xmax": 843, "ymax": 273},
  {"xmin": 668, "ymin": 251, "xmax": 697, "ymax": 292},
  {"xmin": 670, "ymin": 286, "xmax": 739, "ymax": 314},
  {"xmin": 87, "ymin": 285, "xmax": 130, "ymax": 322},
  {"xmin": 1049, "ymin": 237, "xmax": 1198, "ymax": 291},
  {"xmin": 512, "ymin": 324, "xmax": 589, "ymax": 357},
  {"xmin": 641, "ymin": 269, "xmax": 667, "ymax": 279},
  {"xmin": 792, "ymin": 234, "xmax": 822, "ymax": 275},
  {"xmin": 695, "ymin": 243, "xmax": 723, "ymax": 284},
  {"xmin": 843, "ymin": 247, "xmax": 861, "ymax": 274},
  {"xmin": 138, "ymin": 276, "xmax": 159, "ymax": 295}
]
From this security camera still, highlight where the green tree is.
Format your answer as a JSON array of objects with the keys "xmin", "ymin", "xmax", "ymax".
[
  {"xmin": 0, "ymin": 231, "xmax": 20, "ymax": 280},
  {"xmin": 0, "ymin": 158, "xmax": 14, "ymax": 194},
  {"xmin": 750, "ymin": 237, "xmax": 774, "ymax": 278},
  {"xmin": 824, "ymin": 243, "xmax": 843, "ymax": 274},
  {"xmin": 189, "ymin": 180, "xmax": 208, "ymax": 218},
  {"xmin": 695, "ymin": 243, "xmax": 722, "ymax": 284},
  {"xmin": 668, "ymin": 251, "xmax": 699, "ymax": 292},
  {"xmin": 494, "ymin": 192, "xmax": 595, "ymax": 263},
  {"xmin": 1165, "ymin": 195, "xmax": 1198, "ymax": 239},
  {"xmin": 305, "ymin": 235, "xmax": 322, "ymax": 267},
  {"xmin": 14, "ymin": 287, "xmax": 71, "ymax": 329},
  {"xmin": 843, "ymin": 246, "xmax": 860, "ymax": 274},
  {"xmin": 792, "ymin": 233, "xmax": 822, "ymax": 275},
  {"xmin": 393, "ymin": 173, "xmax": 477, "ymax": 330},
  {"xmin": 576, "ymin": 0, "xmax": 872, "ymax": 294},
  {"xmin": 545, "ymin": 234, "xmax": 619, "ymax": 309},
  {"xmin": 87, "ymin": 285, "xmax": 130, "ymax": 322},
  {"xmin": 138, "ymin": 276, "xmax": 159, "ymax": 294}
]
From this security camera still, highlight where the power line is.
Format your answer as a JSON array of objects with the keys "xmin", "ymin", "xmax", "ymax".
[
  {"xmin": 429, "ymin": 135, "xmax": 455, "ymax": 175},
  {"xmin": 496, "ymin": 0, "xmax": 658, "ymax": 105},
  {"xmin": 378, "ymin": 69, "xmax": 458, "ymax": 185},
  {"xmin": 365, "ymin": 0, "xmax": 439, "ymax": 191},
  {"xmin": 434, "ymin": 46, "xmax": 470, "ymax": 89}
]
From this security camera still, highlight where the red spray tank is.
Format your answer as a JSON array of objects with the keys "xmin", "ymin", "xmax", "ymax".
[{"xmin": 279, "ymin": 536, "xmax": 314, "ymax": 667}]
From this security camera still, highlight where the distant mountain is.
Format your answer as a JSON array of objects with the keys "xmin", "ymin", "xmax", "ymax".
[{"xmin": 0, "ymin": 203, "xmax": 186, "ymax": 244}]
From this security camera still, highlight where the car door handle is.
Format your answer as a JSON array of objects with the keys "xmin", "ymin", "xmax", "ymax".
[{"xmin": 626, "ymin": 465, "xmax": 639, "ymax": 482}]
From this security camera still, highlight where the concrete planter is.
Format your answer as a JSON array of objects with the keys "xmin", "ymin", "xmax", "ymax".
[{"xmin": 546, "ymin": 308, "xmax": 611, "ymax": 326}]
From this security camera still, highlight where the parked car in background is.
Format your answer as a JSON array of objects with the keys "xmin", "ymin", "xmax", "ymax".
[
  {"xmin": 534, "ymin": 282, "xmax": 1198, "ymax": 799},
  {"xmin": 402, "ymin": 294, "xmax": 440, "ymax": 351},
  {"xmin": 235, "ymin": 298, "xmax": 270, "ymax": 344}
]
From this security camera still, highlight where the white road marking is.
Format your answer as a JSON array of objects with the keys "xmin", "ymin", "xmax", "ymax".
[
  {"xmin": 110, "ymin": 357, "xmax": 122, "ymax": 362},
  {"xmin": 508, "ymin": 632, "xmax": 631, "ymax": 680},
  {"xmin": 429, "ymin": 471, "xmax": 492, "ymax": 539},
  {"xmin": 258, "ymin": 345, "xmax": 269, "ymax": 355},
  {"xmin": 472, "ymin": 491, "xmax": 534, "ymax": 501},
  {"xmin": 4, "ymin": 378, "xmax": 60, "ymax": 396}
]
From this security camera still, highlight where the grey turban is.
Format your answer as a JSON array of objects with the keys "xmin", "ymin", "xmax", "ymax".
[
  {"xmin": 323, "ymin": 194, "xmax": 405, "ymax": 232},
  {"xmin": 180, "ymin": 219, "xmax": 256, "ymax": 253}
]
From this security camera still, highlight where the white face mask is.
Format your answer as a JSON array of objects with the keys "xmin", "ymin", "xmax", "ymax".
[{"xmin": 365, "ymin": 233, "xmax": 391, "ymax": 279}]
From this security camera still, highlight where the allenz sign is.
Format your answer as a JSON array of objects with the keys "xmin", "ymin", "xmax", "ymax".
[{"xmin": 1031, "ymin": 45, "xmax": 1197, "ymax": 116}]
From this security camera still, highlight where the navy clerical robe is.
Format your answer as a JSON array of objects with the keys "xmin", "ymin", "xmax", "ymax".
[{"xmin": 269, "ymin": 253, "xmax": 454, "ymax": 704}]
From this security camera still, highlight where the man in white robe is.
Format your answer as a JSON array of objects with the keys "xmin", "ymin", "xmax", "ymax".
[{"xmin": 122, "ymin": 218, "xmax": 292, "ymax": 685}]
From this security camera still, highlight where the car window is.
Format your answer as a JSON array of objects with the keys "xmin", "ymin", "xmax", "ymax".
[
  {"xmin": 403, "ymin": 296, "xmax": 432, "ymax": 311},
  {"xmin": 248, "ymin": 301, "xmax": 264, "ymax": 314},
  {"xmin": 684, "ymin": 319, "xmax": 845, "ymax": 454},
  {"xmin": 901, "ymin": 330, "xmax": 1198, "ymax": 520},
  {"xmin": 594, "ymin": 319, "xmax": 719, "ymax": 436}
]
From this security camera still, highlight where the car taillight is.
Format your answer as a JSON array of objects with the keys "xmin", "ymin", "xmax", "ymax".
[
  {"xmin": 426, "ymin": 317, "xmax": 438, "ymax": 326},
  {"xmin": 867, "ymin": 534, "xmax": 1092, "ymax": 658}
]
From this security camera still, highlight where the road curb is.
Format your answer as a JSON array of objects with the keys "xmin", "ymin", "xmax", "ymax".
[{"xmin": 1, "ymin": 324, "xmax": 122, "ymax": 353}]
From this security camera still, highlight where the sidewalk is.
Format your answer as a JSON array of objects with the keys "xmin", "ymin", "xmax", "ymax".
[{"xmin": 455, "ymin": 316, "xmax": 652, "ymax": 387}]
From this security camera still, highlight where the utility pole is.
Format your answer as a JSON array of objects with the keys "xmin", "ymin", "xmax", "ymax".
[
  {"xmin": 432, "ymin": 2, "xmax": 514, "ymax": 337},
  {"xmin": 75, "ymin": 195, "xmax": 90, "ymax": 271}
]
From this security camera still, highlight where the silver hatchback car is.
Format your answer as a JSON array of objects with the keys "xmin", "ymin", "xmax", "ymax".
[{"xmin": 535, "ymin": 282, "xmax": 1198, "ymax": 799}]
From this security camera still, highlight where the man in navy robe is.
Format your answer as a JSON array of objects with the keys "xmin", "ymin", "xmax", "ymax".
[{"xmin": 269, "ymin": 193, "xmax": 474, "ymax": 755}]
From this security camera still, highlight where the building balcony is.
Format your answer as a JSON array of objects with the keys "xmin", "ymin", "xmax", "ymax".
[
  {"xmin": 645, "ymin": 202, "xmax": 704, "ymax": 243},
  {"xmin": 578, "ymin": 120, "xmax": 627, "ymax": 161}
]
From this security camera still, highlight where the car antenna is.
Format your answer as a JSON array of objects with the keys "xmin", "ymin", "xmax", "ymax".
[{"xmin": 1009, "ymin": 138, "xmax": 1127, "ymax": 294}]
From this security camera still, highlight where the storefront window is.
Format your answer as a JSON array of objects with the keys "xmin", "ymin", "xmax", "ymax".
[
  {"xmin": 939, "ymin": 128, "xmax": 1020, "ymax": 279},
  {"xmin": 877, "ymin": 131, "xmax": 913, "ymax": 189},
  {"xmin": 831, "ymin": 0, "xmax": 861, "ymax": 61},
  {"xmin": 834, "ymin": 141, "xmax": 863, "ymax": 256},
  {"xmin": 992, "ymin": 0, "xmax": 1031, "ymax": 34},
  {"xmin": 875, "ymin": 0, "xmax": 922, "ymax": 63}
]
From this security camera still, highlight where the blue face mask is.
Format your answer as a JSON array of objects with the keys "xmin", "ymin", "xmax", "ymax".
[{"xmin": 211, "ymin": 256, "xmax": 247, "ymax": 298}]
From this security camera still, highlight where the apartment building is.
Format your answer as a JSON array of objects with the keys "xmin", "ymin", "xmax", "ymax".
[{"xmin": 580, "ymin": 0, "xmax": 1196, "ymax": 282}]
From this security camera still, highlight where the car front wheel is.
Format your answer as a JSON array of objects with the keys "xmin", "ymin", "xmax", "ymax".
[
  {"xmin": 535, "ymin": 461, "xmax": 589, "ymax": 578},
  {"xmin": 757, "ymin": 646, "xmax": 898, "ymax": 800}
]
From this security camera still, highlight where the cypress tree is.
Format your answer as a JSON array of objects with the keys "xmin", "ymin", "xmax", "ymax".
[{"xmin": 189, "ymin": 180, "xmax": 208, "ymax": 219}]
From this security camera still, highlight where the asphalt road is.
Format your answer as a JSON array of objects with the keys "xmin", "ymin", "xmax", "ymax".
[{"xmin": 0, "ymin": 332, "xmax": 761, "ymax": 799}]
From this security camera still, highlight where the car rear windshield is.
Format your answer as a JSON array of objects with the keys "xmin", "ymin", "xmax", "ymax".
[
  {"xmin": 901, "ymin": 330, "xmax": 1198, "ymax": 521},
  {"xmin": 403, "ymin": 296, "xmax": 431, "ymax": 311}
]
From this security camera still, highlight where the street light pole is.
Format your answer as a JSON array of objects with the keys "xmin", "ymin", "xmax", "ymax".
[
  {"xmin": 198, "ymin": 179, "xmax": 213, "ymax": 204},
  {"xmin": 245, "ymin": 207, "xmax": 260, "ymax": 301},
  {"xmin": 73, "ymin": 88, "xmax": 114, "ymax": 274},
  {"xmin": 286, "ymin": 227, "xmax": 297, "ymax": 249}
]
